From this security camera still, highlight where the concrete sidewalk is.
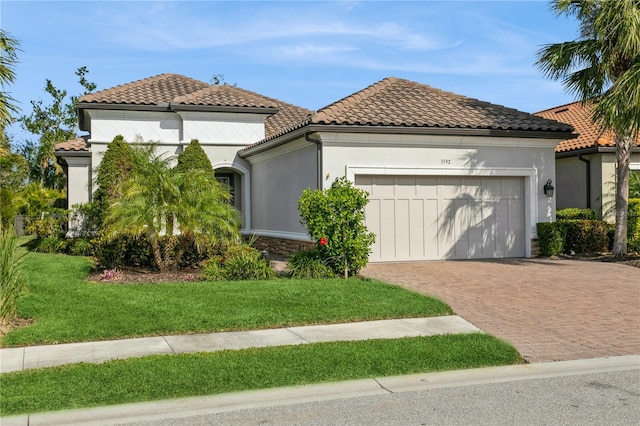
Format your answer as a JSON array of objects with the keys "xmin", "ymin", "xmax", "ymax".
[
  {"xmin": 3, "ymin": 355, "xmax": 638, "ymax": 426},
  {"xmin": 0, "ymin": 315, "xmax": 478, "ymax": 373}
]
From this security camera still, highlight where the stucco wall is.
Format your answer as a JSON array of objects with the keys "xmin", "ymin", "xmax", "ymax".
[
  {"xmin": 556, "ymin": 156, "xmax": 589, "ymax": 211},
  {"xmin": 248, "ymin": 139, "xmax": 317, "ymax": 236},
  {"xmin": 556, "ymin": 152, "xmax": 640, "ymax": 222}
]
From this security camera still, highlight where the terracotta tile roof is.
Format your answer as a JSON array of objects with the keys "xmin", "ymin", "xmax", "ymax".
[
  {"xmin": 244, "ymin": 77, "xmax": 574, "ymax": 152},
  {"xmin": 309, "ymin": 77, "xmax": 571, "ymax": 131},
  {"xmin": 265, "ymin": 100, "xmax": 312, "ymax": 139},
  {"xmin": 535, "ymin": 101, "xmax": 640, "ymax": 153},
  {"xmin": 173, "ymin": 84, "xmax": 279, "ymax": 109},
  {"xmin": 75, "ymin": 72, "xmax": 311, "ymax": 140},
  {"xmin": 54, "ymin": 135, "xmax": 89, "ymax": 152},
  {"xmin": 79, "ymin": 73, "xmax": 211, "ymax": 106}
]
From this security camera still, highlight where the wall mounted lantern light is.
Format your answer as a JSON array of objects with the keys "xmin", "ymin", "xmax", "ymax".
[{"xmin": 543, "ymin": 179, "xmax": 555, "ymax": 198}]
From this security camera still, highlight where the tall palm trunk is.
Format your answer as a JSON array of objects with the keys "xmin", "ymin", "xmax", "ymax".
[{"xmin": 612, "ymin": 133, "xmax": 634, "ymax": 256}]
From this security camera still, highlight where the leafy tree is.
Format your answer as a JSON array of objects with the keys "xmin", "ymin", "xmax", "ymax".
[
  {"xmin": 20, "ymin": 66, "xmax": 96, "ymax": 189},
  {"xmin": 92, "ymin": 135, "xmax": 135, "ymax": 227},
  {"xmin": 103, "ymin": 143, "xmax": 240, "ymax": 271},
  {"xmin": 210, "ymin": 73, "xmax": 236, "ymax": 86},
  {"xmin": 298, "ymin": 177, "xmax": 375, "ymax": 278},
  {"xmin": 537, "ymin": 0, "xmax": 640, "ymax": 255},
  {"xmin": 176, "ymin": 139, "xmax": 213, "ymax": 174},
  {"xmin": 0, "ymin": 147, "xmax": 28, "ymax": 228},
  {"xmin": 0, "ymin": 29, "xmax": 20, "ymax": 148}
]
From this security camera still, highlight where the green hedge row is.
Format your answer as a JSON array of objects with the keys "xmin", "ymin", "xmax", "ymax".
[
  {"xmin": 538, "ymin": 202, "xmax": 640, "ymax": 256},
  {"xmin": 536, "ymin": 220, "xmax": 609, "ymax": 256}
]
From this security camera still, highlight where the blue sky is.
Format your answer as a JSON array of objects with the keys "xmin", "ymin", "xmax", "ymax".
[{"xmin": 2, "ymin": 0, "xmax": 580, "ymax": 143}]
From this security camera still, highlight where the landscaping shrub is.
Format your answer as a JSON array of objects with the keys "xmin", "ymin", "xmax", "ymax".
[
  {"xmin": 562, "ymin": 220, "xmax": 609, "ymax": 254},
  {"xmin": 0, "ymin": 224, "xmax": 27, "ymax": 326},
  {"xmin": 176, "ymin": 139, "xmax": 214, "ymax": 173},
  {"xmin": 94, "ymin": 233, "xmax": 154, "ymax": 269},
  {"xmin": 536, "ymin": 222, "xmax": 565, "ymax": 256},
  {"xmin": 92, "ymin": 135, "xmax": 136, "ymax": 228},
  {"xmin": 298, "ymin": 177, "xmax": 375, "ymax": 278},
  {"xmin": 70, "ymin": 202, "xmax": 102, "ymax": 238},
  {"xmin": 67, "ymin": 238, "xmax": 97, "ymax": 257},
  {"xmin": 556, "ymin": 207, "xmax": 597, "ymax": 220},
  {"xmin": 287, "ymin": 249, "xmax": 336, "ymax": 279},
  {"xmin": 202, "ymin": 244, "xmax": 275, "ymax": 281},
  {"xmin": 34, "ymin": 236, "xmax": 68, "ymax": 254},
  {"xmin": 24, "ymin": 213, "xmax": 65, "ymax": 240},
  {"xmin": 628, "ymin": 198, "xmax": 640, "ymax": 252}
]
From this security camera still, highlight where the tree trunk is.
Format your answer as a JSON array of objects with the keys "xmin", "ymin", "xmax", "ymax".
[
  {"xmin": 612, "ymin": 134, "xmax": 633, "ymax": 256},
  {"xmin": 150, "ymin": 238, "xmax": 167, "ymax": 272}
]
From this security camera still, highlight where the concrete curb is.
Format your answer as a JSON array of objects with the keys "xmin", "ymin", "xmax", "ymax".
[{"xmin": 3, "ymin": 355, "xmax": 638, "ymax": 426}]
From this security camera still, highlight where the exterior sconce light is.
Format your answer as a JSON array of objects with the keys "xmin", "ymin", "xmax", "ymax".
[{"xmin": 543, "ymin": 179, "xmax": 555, "ymax": 198}]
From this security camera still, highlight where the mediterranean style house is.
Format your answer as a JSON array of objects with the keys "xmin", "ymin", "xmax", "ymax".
[
  {"xmin": 56, "ymin": 74, "xmax": 574, "ymax": 261},
  {"xmin": 535, "ymin": 101, "xmax": 640, "ymax": 221}
]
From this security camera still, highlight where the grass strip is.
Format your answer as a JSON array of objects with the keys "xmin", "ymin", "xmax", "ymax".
[
  {"xmin": 0, "ymin": 333, "xmax": 521, "ymax": 416},
  {"xmin": 3, "ymin": 252, "xmax": 451, "ymax": 347}
]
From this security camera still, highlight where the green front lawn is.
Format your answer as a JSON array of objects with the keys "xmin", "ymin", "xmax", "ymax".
[
  {"xmin": 0, "ymin": 334, "xmax": 521, "ymax": 416},
  {"xmin": 2, "ymin": 252, "xmax": 452, "ymax": 347}
]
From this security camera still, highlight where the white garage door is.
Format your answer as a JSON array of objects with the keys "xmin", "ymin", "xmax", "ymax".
[{"xmin": 356, "ymin": 175, "xmax": 525, "ymax": 261}]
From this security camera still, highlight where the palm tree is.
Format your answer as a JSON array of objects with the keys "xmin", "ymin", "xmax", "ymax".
[
  {"xmin": 103, "ymin": 144, "xmax": 240, "ymax": 271},
  {"xmin": 536, "ymin": 0, "xmax": 640, "ymax": 255},
  {"xmin": 0, "ymin": 30, "xmax": 20, "ymax": 148}
]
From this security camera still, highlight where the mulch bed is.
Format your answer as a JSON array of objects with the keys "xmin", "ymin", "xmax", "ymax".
[
  {"xmin": 557, "ymin": 253, "xmax": 640, "ymax": 268},
  {"xmin": 86, "ymin": 268, "xmax": 203, "ymax": 284}
]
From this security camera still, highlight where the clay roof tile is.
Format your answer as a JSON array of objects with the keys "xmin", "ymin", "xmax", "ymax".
[{"xmin": 534, "ymin": 101, "xmax": 639, "ymax": 153}]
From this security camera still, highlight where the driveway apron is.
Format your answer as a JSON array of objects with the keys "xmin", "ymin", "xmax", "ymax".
[{"xmin": 362, "ymin": 259, "xmax": 640, "ymax": 363}]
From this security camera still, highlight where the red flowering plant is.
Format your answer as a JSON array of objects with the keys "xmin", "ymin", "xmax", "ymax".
[{"xmin": 298, "ymin": 177, "xmax": 375, "ymax": 278}]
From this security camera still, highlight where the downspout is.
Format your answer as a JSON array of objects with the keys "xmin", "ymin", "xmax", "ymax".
[
  {"xmin": 579, "ymin": 154, "xmax": 591, "ymax": 209},
  {"xmin": 305, "ymin": 132, "xmax": 322, "ymax": 190}
]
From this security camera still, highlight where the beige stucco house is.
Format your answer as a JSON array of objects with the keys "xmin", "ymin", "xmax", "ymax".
[
  {"xmin": 56, "ymin": 74, "xmax": 573, "ymax": 261},
  {"xmin": 535, "ymin": 101, "xmax": 640, "ymax": 220}
]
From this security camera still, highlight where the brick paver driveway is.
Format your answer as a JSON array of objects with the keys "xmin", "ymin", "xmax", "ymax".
[{"xmin": 362, "ymin": 258, "xmax": 640, "ymax": 363}]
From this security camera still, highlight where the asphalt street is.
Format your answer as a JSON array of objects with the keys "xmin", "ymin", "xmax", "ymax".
[{"xmin": 121, "ymin": 368, "xmax": 640, "ymax": 426}]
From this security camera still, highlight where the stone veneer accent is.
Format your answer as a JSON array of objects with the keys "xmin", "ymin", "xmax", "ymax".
[
  {"xmin": 531, "ymin": 239, "xmax": 541, "ymax": 258},
  {"xmin": 250, "ymin": 235, "xmax": 314, "ymax": 257}
]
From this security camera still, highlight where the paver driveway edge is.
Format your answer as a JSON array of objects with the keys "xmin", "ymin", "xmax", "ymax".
[{"xmin": 362, "ymin": 258, "xmax": 640, "ymax": 362}]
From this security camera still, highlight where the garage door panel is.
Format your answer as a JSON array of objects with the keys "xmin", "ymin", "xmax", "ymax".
[
  {"xmin": 416, "ymin": 177, "xmax": 438, "ymax": 197},
  {"xmin": 439, "ymin": 177, "xmax": 463, "ymax": 199},
  {"xmin": 380, "ymin": 199, "xmax": 396, "ymax": 259},
  {"xmin": 502, "ymin": 178, "xmax": 523, "ymax": 197},
  {"xmin": 509, "ymin": 198, "xmax": 524, "ymax": 217},
  {"xmin": 355, "ymin": 176, "xmax": 373, "ymax": 194},
  {"xmin": 482, "ymin": 179, "xmax": 503, "ymax": 199},
  {"xmin": 410, "ymin": 199, "xmax": 425, "ymax": 257},
  {"xmin": 365, "ymin": 199, "xmax": 381, "ymax": 261},
  {"xmin": 358, "ymin": 175, "xmax": 525, "ymax": 261},
  {"xmin": 461, "ymin": 177, "xmax": 483, "ymax": 198},
  {"xmin": 396, "ymin": 176, "xmax": 417, "ymax": 197},
  {"xmin": 395, "ymin": 199, "xmax": 410, "ymax": 259},
  {"xmin": 374, "ymin": 177, "xmax": 395, "ymax": 196}
]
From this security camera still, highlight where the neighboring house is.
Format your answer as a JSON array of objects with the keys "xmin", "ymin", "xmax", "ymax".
[
  {"xmin": 56, "ymin": 74, "xmax": 573, "ymax": 262},
  {"xmin": 535, "ymin": 101, "xmax": 640, "ymax": 220}
]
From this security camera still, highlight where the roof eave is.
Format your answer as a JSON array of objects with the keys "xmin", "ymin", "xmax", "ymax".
[
  {"xmin": 54, "ymin": 149, "xmax": 91, "ymax": 158},
  {"xmin": 240, "ymin": 124, "xmax": 576, "ymax": 158},
  {"xmin": 555, "ymin": 145, "xmax": 640, "ymax": 158}
]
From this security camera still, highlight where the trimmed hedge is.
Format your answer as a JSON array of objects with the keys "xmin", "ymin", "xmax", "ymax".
[
  {"xmin": 536, "ymin": 222, "xmax": 565, "ymax": 256},
  {"xmin": 562, "ymin": 220, "xmax": 609, "ymax": 254},
  {"xmin": 556, "ymin": 207, "xmax": 597, "ymax": 220}
]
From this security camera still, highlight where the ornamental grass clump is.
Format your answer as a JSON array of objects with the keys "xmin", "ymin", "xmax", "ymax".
[{"xmin": 0, "ymin": 224, "xmax": 27, "ymax": 326}]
